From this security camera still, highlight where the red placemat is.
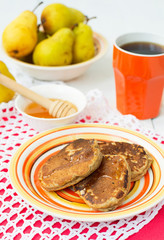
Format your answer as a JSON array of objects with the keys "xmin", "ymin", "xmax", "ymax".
[
  {"xmin": 127, "ymin": 205, "xmax": 164, "ymax": 240},
  {"xmin": 0, "ymin": 99, "xmax": 164, "ymax": 240}
]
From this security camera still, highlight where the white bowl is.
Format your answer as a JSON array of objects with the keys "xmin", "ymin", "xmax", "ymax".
[
  {"xmin": 15, "ymin": 84, "xmax": 87, "ymax": 132},
  {"xmin": 1, "ymin": 32, "xmax": 108, "ymax": 81}
]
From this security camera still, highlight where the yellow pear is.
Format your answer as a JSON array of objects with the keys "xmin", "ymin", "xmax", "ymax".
[
  {"xmin": 41, "ymin": 3, "xmax": 85, "ymax": 35},
  {"xmin": 0, "ymin": 61, "xmax": 15, "ymax": 103},
  {"xmin": 73, "ymin": 23, "xmax": 95, "ymax": 63},
  {"xmin": 33, "ymin": 28, "xmax": 74, "ymax": 66},
  {"xmin": 41, "ymin": 4, "xmax": 72, "ymax": 35},
  {"xmin": 19, "ymin": 30, "xmax": 47, "ymax": 64},
  {"xmin": 69, "ymin": 8, "xmax": 86, "ymax": 25},
  {"xmin": 2, "ymin": 10, "xmax": 38, "ymax": 58}
]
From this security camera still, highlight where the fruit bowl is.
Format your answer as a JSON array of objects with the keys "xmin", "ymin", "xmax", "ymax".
[
  {"xmin": 15, "ymin": 84, "xmax": 87, "ymax": 132},
  {"xmin": 1, "ymin": 32, "xmax": 108, "ymax": 81}
]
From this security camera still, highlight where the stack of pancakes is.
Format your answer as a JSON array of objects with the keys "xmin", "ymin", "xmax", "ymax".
[{"xmin": 38, "ymin": 138, "xmax": 153, "ymax": 211}]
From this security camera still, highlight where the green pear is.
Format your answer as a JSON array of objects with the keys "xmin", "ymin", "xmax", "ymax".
[
  {"xmin": 73, "ymin": 23, "xmax": 95, "ymax": 63},
  {"xmin": 33, "ymin": 28, "xmax": 75, "ymax": 66},
  {"xmin": 37, "ymin": 30, "xmax": 47, "ymax": 44},
  {"xmin": 2, "ymin": 10, "xmax": 38, "ymax": 58},
  {"xmin": 41, "ymin": 3, "xmax": 85, "ymax": 35}
]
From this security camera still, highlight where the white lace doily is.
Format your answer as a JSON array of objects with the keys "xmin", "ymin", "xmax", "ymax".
[{"xmin": 0, "ymin": 88, "xmax": 164, "ymax": 240}]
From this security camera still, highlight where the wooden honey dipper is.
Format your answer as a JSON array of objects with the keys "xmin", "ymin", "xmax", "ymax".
[{"xmin": 0, "ymin": 73, "xmax": 77, "ymax": 118}]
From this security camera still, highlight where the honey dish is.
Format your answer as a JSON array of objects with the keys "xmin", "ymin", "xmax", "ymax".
[{"xmin": 15, "ymin": 84, "xmax": 87, "ymax": 131}]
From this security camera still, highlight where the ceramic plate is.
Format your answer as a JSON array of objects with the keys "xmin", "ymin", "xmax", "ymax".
[{"xmin": 9, "ymin": 124, "xmax": 164, "ymax": 222}]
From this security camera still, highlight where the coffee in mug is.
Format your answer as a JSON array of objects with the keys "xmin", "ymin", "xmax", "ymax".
[{"xmin": 120, "ymin": 41, "xmax": 164, "ymax": 55}]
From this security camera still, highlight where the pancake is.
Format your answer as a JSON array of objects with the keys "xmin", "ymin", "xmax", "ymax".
[
  {"xmin": 98, "ymin": 141, "xmax": 153, "ymax": 181},
  {"xmin": 38, "ymin": 139, "xmax": 103, "ymax": 191},
  {"xmin": 74, "ymin": 154, "xmax": 131, "ymax": 211}
]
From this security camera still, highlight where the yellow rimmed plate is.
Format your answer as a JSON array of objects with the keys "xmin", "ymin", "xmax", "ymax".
[{"xmin": 9, "ymin": 124, "xmax": 164, "ymax": 222}]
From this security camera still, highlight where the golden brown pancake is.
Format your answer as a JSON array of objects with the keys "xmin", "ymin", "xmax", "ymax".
[
  {"xmin": 98, "ymin": 141, "xmax": 153, "ymax": 181},
  {"xmin": 38, "ymin": 139, "xmax": 103, "ymax": 191},
  {"xmin": 74, "ymin": 154, "xmax": 131, "ymax": 211}
]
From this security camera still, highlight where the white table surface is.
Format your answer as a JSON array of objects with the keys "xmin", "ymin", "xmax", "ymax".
[{"xmin": 0, "ymin": 0, "xmax": 164, "ymax": 135}]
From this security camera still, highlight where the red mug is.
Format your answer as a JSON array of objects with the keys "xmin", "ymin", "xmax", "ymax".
[{"xmin": 113, "ymin": 32, "xmax": 164, "ymax": 120}]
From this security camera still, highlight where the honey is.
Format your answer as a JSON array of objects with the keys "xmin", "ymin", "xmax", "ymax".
[{"xmin": 24, "ymin": 99, "xmax": 77, "ymax": 118}]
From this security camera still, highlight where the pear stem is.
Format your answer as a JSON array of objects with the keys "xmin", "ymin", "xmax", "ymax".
[
  {"xmin": 71, "ymin": 16, "xmax": 97, "ymax": 30},
  {"xmin": 32, "ymin": 1, "xmax": 43, "ymax": 13},
  {"xmin": 85, "ymin": 16, "xmax": 97, "ymax": 24},
  {"xmin": 71, "ymin": 23, "xmax": 78, "ymax": 30}
]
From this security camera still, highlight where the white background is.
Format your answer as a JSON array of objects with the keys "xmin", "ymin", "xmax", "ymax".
[{"xmin": 0, "ymin": 0, "xmax": 164, "ymax": 134}]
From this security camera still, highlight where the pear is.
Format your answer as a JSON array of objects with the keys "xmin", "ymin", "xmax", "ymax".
[
  {"xmin": 73, "ymin": 23, "xmax": 95, "ymax": 63},
  {"xmin": 37, "ymin": 23, "xmax": 48, "ymax": 44},
  {"xmin": 41, "ymin": 3, "xmax": 72, "ymax": 35},
  {"xmin": 33, "ymin": 28, "xmax": 74, "ymax": 66},
  {"xmin": 0, "ymin": 61, "xmax": 15, "ymax": 103},
  {"xmin": 41, "ymin": 3, "xmax": 85, "ymax": 35},
  {"xmin": 19, "ymin": 30, "xmax": 47, "ymax": 64},
  {"xmin": 69, "ymin": 8, "xmax": 86, "ymax": 25},
  {"xmin": 2, "ymin": 10, "xmax": 38, "ymax": 58},
  {"xmin": 37, "ymin": 30, "xmax": 47, "ymax": 43}
]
